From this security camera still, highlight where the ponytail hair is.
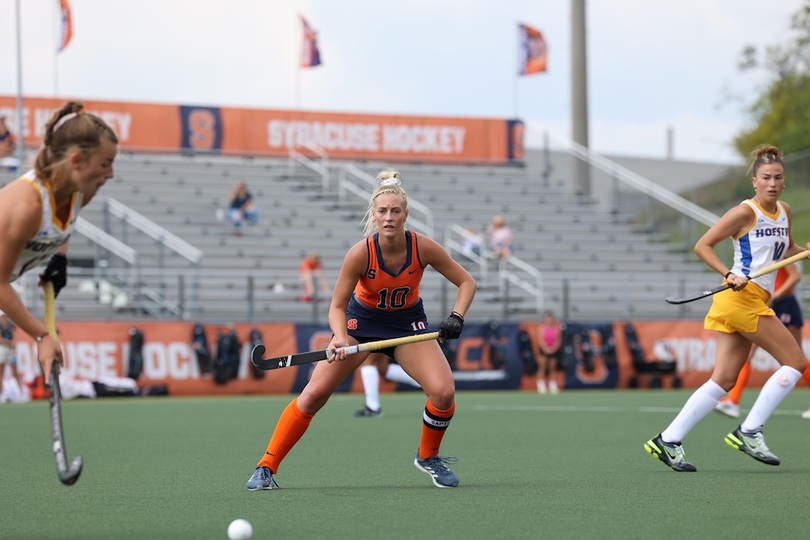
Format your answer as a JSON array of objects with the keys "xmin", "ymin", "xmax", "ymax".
[{"xmin": 34, "ymin": 101, "xmax": 118, "ymax": 183}]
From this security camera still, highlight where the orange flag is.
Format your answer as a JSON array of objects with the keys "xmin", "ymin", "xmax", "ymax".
[
  {"xmin": 57, "ymin": 0, "xmax": 73, "ymax": 53},
  {"xmin": 518, "ymin": 23, "xmax": 546, "ymax": 75}
]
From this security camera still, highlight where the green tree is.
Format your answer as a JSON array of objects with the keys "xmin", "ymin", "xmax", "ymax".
[{"xmin": 734, "ymin": 1, "xmax": 810, "ymax": 157}]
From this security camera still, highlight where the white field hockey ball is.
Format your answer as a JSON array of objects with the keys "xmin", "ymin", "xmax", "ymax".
[{"xmin": 227, "ymin": 519, "xmax": 253, "ymax": 540}]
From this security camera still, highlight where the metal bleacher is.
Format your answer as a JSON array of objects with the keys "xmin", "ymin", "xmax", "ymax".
[{"xmin": 0, "ymin": 147, "xmax": 722, "ymax": 324}]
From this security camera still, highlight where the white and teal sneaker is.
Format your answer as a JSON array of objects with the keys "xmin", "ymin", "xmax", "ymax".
[{"xmin": 414, "ymin": 452, "xmax": 459, "ymax": 488}]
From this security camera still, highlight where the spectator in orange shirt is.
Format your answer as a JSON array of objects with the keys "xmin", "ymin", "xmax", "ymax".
[{"xmin": 298, "ymin": 251, "xmax": 329, "ymax": 302}]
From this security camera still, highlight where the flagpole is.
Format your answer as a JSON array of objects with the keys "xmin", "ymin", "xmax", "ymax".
[
  {"xmin": 513, "ymin": 24, "xmax": 519, "ymax": 117},
  {"xmin": 15, "ymin": 0, "xmax": 25, "ymax": 168},
  {"xmin": 296, "ymin": 64, "xmax": 301, "ymax": 109},
  {"xmin": 54, "ymin": 1, "xmax": 59, "ymax": 96},
  {"xmin": 296, "ymin": 13, "xmax": 302, "ymax": 109}
]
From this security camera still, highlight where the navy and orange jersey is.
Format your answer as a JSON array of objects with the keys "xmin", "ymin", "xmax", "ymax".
[{"xmin": 353, "ymin": 231, "xmax": 424, "ymax": 311}]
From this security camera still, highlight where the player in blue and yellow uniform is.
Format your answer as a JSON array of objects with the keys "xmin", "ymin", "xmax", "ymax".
[
  {"xmin": 248, "ymin": 169, "xmax": 476, "ymax": 489},
  {"xmin": 645, "ymin": 144, "xmax": 810, "ymax": 472}
]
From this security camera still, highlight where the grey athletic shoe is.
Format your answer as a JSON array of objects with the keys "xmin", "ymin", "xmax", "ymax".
[
  {"xmin": 353, "ymin": 406, "xmax": 383, "ymax": 418},
  {"xmin": 246, "ymin": 466, "xmax": 280, "ymax": 490},
  {"xmin": 414, "ymin": 451, "xmax": 459, "ymax": 487},
  {"xmin": 724, "ymin": 427, "xmax": 780, "ymax": 466},
  {"xmin": 644, "ymin": 434, "xmax": 697, "ymax": 472}
]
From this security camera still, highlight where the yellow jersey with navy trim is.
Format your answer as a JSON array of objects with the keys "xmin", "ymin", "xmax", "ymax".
[
  {"xmin": 9, "ymin": 171, "xmax": 82, "ymax": 282},
  {"xmin": 354, "ymin": 231, "xmax": 424, "ymax": 311}
]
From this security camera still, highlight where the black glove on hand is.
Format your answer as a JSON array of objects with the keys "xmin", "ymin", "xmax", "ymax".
[
  {"xmin": 439, "ymin": 311, "xmax": 464, "ymax": 339},
  {"xmin": 40, "ymin": 253, "xmax": 68, "ymax": 297}
]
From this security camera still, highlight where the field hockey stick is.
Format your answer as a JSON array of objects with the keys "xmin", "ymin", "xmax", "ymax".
[
  {"xmin": 251, "ymin": 331, "xmax": 440, "ymax": 371},
  {"xmin": 665, "ymin": 250, "xmax": 810, "ymax": 305},
  {"xmin": 44, "ymin": 282, "xmax": 83, "ymax": 486}
]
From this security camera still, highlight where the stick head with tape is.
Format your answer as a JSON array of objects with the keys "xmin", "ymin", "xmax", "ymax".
[{"xmin": 250, "ymin": 345, "xmax": 266, "ymax": 367}]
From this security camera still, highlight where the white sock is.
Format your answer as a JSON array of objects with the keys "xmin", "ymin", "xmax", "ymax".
[
  {"xmin": 359, "ymin": 365, "xmax": 381, "ymax": 411},
  {"xmin": 661, "ymin": 379, "xmax": 726, "ymax": 443},
  {"xmin": 741, "ymin": 365, "xmax": 802, "ymax": 432},
  {"xmin": 385, "ymin": 364, "xmax": 420, "ymax": 388}
]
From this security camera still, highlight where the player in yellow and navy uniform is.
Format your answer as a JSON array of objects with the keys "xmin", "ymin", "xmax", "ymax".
[{"xmin": 645, "ymin": 144, "xmax": 810, "ymax": 472}]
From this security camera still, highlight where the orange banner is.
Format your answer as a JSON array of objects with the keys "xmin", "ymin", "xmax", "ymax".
[
  {"xmin": 5, "ymin": 319, "xmax": 809, "ymax": 396},
  {"xmin": 0, "ymin": 96, "xmax": 523, "ymax": 164},
  {"xmin": 614, "ymin": 320, "xmax": 809, "ymax": 388},
  {"xmin": 11, "ymin": 321, "xmax": 298, "ymax": 396},
  {"xmin": 0, "ymin": 96, "xmax": 180, "ymax": 152},
  {"xmin": 517, "ymin": 319, "xmax": 810, "ymax": 390}
]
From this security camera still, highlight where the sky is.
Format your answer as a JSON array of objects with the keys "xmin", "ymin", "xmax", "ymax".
[{"xmin": 0, "ymin": 0, "xmax": 805, "ymax": 164}]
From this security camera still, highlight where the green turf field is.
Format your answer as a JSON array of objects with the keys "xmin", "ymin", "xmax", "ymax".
[{"xmin": 1, "ymin": 389, "xmax": 809, "ymax": 540}]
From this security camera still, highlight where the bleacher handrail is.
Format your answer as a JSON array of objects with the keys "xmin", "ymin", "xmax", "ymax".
[
  {"xmin": 288, "ymin": 141, "xmax": 330, "ymax": 190},
  {"xmin": 444, "ymin": 224, "xmax": 543, "ymax": 314},
  {"xmin": 444, "ymin": 224, "xmax": 488, "ymax": 280},
  {"xmin": 499, "ymin": 255, "xmax": 544, "ymax": 313},
  {"xmin": 75, "ymin": 217, "xmax": 138, "ymax": 266},
  {"xmin": 103, "ymin": 198, "xmax": 203, "ymax": 265},
  {"xmin": 551, "ymin": 134, "xmax": 721, "ymax": 226}
]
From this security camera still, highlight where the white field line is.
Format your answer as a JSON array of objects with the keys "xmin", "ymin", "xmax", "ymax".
[{"xmin": 470, "ymin": 404, "xmax": 807, "ymax": 416}]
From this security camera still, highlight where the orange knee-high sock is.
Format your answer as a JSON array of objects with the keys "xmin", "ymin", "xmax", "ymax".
[
  {"xmin": 802, "ymin": 360, "xmax": 810, "ymax": 387},
  {"xmin": 727, "ymin": 361, "xmax": 752, "ymax": 405},
  {"xmin": 257, "ymin": 399, "xmax": 314, "ymax": 473},
  {"xmin": 418, "ymin": 399, "xmax": 455, "ymax": 459}
]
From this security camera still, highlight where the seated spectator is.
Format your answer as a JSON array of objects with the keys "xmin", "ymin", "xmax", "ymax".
[
  {"xmin": 487, "ymin": 214, "xmax": 514, "ymax": 259},
  {"xmin": 298, "ymin": 251, "xmax": 329, "ymax": 302},
  {"xmin": 0, "ymin": 116, "xmax": 19, "ymax": 172},
  {"xmin": 227, "ymin": 180, "xmax": 258, "ymax": 234},
  {"xmin": 462, "ymin": 227, "xmax": 484, "ymax": 258}
]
